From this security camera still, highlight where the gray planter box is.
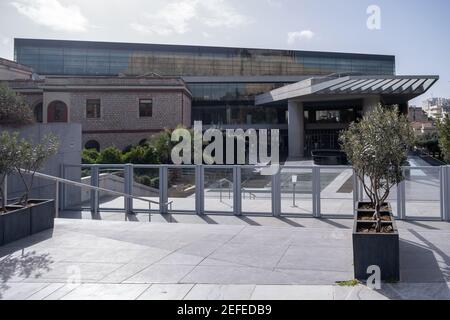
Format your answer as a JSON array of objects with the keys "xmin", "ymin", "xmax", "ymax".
[
  {"xmin": 3, "ymin": 205, "xmax": 31, "ymax": 244},
  {"xmin": 353, "ymin": 202, "xmax": 400, "ymax": 282},
  {"xmin": 1, "ymin": 200, "xmax": 55, "ymax": 246},
  {"xmin": 29, "ymin": 199, "xmax": 55, "ymax": 234}
]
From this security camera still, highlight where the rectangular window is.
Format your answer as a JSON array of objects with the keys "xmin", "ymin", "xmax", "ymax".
[
  {"xmin": 139, "ymin": 99, "xmax": 153, "ymax": 117},
  {"xmin": 86, "ymin": 99, "xmax": 101, "ymax": 118}
]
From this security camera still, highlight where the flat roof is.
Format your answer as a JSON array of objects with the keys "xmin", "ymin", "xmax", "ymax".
[
  {"xmin": 14, "ymin": 38, "xmax": 395, "ymax": 61},
  {"xmin": 255, "ymin": 75, "xmax": 439, "ymax": 105}
]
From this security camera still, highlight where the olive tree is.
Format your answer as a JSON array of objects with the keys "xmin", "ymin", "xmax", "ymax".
[
  {"xmin": 15, "ymin": 134, "xmax": 59, "ymax": 205},
  {"xmin": 0, "ymin": 83, "xmax": 34, "ymax": 126},
  {"xmin": 0, "ymin": 132, "xmax": 20, "ymax": 212},
  {"xmin": 339, "ymin": 105, "xmax": 414, "ymax": 232}
]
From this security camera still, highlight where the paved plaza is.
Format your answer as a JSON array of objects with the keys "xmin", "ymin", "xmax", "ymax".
[{"xmin": 1, "ymin": 214, "xmax": 449, "ymax": 300}]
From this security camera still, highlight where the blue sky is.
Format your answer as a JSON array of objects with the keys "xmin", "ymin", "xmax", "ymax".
[{"xmin": 0, "ymin": 0, "xmax": 448, "ymax": 105}]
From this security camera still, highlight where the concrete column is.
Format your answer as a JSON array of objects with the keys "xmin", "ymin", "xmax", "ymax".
[
  {"xmin": 363, "ymin": 96, "xmax": 380, "ymax": 114},
  {"xmin": 288, "ymin": 100, "xmax": 305, "ymax": 159}
]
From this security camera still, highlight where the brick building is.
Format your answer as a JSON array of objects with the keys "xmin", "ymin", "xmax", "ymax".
[{"xmin": 3, "ymin": 73, "xmax": 191, "ymax": 150}]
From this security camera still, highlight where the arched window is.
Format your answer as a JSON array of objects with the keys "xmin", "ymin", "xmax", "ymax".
[
  {"xmin": 47, "ymin": 101, "xmax": 68, "ymax": 123},
  {"xmin": 85, "ymin": 140, "xmax": 100, "ymax": 151},
  {"xmin": 34, "ymin": 102, "xmax": 43, "ymax": 123}
]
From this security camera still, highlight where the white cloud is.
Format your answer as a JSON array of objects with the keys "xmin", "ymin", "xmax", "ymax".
[
  {"xmin": 11, "ymin": 0, "xmax": 89, "ymax": 32},
  {"xmin": 287, "ymin": 30, "xmax": 315, "ymax": 45},
  {"xmin": 131, "ymin": 0, "xmax": 250, "ymax": 36}
]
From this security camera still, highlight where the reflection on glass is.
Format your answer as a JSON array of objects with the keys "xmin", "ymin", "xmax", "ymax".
[{"xmin": 16, "ymin": 42, "xmax": 396, "ymax": 77}]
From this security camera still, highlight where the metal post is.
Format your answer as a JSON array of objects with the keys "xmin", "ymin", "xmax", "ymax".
[
  {"xmin": 159, "ymin": 166, "xmax": 168, "ymax": 214},
  {"xmin": 55, "ymin": 181, "xmax": 59, "ymax": 218},
  {"xmin": 352, "ymin": 169, "xmax": 358, "ymax": 214},
  {"xmin": 292, "ymin": 183, "xmax": 297, "ymax": 207},
  {"xmin": 272, "ymin": 168, "xmax": 281, "ymax": 217},
  {"xmin": 397, "ymin": 170, "xmax": 406, "ymax": 220},
  {"xmin": 220, "ymin": 179, "xmax": 223, "ymax": 203},
  {"xmin": 90, "ymin": 165, "xmax": 99, "ymax": 214},
  {"xmin": 195, "ymin": 165, "xmax": 204, "ymax": 215},
  {"xmin": 233, "ymin": 166, "xmax": 242, "ymax": 216},
  {"xmin": 447, "ymin": 166, "xmax": 450, "ymax": 222},
  {"xmin": 443, "ymin": 166, "xmax": 450, "ymax": 222},
  {"xmin": 60, "ymin": 164, "xmax": 65, "ymax": 211},
  {"xmin": 358, "ymin": 176, "xmax": 364, "ymax": 202},
  {"xmin": 124, "ymin": 163, "xmax": 134, "ymax": 214},
  {"xmin": 312, "ymin": 166, "xmax": 321, "ymax": 218},
  {"xmin": 2, "ymin": 173, "xmax": 7, "ymax": 207}
]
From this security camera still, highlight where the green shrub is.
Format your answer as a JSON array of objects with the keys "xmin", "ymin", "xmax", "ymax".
[
  {"xmin": 82, "ymin": 148, "xmax": 100, "ymax": 164},
  {"xmin": 122, "ymin": 145, "xmax": 159, "ymax": 165},
  {"xmin": 0, "ymin": 83, "xmax": 34, "ymax": 126},
  {"xmin": 97, "ymin": 147, "xmax": 123, "ymax": 164}
]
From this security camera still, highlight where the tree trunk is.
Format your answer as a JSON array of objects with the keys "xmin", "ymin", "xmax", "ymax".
[{"xmin": 373, "ymin": 201, "xmax": 382, "ymax": 233}]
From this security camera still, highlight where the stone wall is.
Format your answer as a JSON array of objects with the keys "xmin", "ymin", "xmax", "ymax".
[{"xmin": 2, "ymin": 123, "xmax": 82, "ymax": 204}]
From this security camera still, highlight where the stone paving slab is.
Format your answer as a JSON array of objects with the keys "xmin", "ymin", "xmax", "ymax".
[
  {"xmin": 1, "ymin": 218, "xmax": 450, "ymax": 300},
  {"xmin": 2, "ymin": 282, "xmax": 450, "ymax": 300}
]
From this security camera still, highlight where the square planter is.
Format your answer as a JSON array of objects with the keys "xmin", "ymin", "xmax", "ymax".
[
  {"xmin": 2, "ymin": 205, "xmax": 31, "ymax": 245},
  {"xmin": 353, "ymin": 201, "xmax": 400, "ymax": 282},
  {"xmin": 29, "ymin": 199, "xmax": 55, "ymax": 235}
]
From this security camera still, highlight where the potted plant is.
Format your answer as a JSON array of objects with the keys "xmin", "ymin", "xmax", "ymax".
[
  {"xmin": 0, "ymin": 132, "xmax": 20, "ymax": 245},
  {"xmin": 0, "ymin": 133, "xmax": 59, "ymax": 245},
  {"xmin": 14, "ymin": 134, "xmax": 59, "ymax": 236},
  {"xmin": 339, "ymin": 105, "xmax": 414, "ymax": 281}
]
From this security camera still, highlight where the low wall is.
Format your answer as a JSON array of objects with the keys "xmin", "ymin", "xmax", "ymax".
[
  {"xmin": 2, "ymin": 123, "xmax": 82, "ymax": 203},
  {"xmin": 80, "ymin": 173, "xmax": 159, "ymax": 203}
]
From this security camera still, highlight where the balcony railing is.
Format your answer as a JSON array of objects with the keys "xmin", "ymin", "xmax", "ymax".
[{"xmin": 58, "ymin": 163, "xmax": 450, "ymax": 221}]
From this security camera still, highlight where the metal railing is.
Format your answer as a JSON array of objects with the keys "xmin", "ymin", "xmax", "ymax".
[
  {"xmin": 55, "ymin": 163, "xmax": 450, "ymax": 221},
  {"xmin": 10, "ymin": 169, "xmax": 173, "ymax": 219}
]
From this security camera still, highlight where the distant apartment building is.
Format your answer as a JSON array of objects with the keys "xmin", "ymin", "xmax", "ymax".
[
  {"xmin": 408, "ymin": 106, "xmax": 437, "ymax": 136},
  {"xmin": 408, "ymin": 106, "xmax": 429, "ymax": 122},
  {"xmin": 422, "ymin": 97, "xmax": 450, "ymax": 120}
]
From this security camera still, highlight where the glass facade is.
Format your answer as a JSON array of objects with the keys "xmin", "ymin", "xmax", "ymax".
[
  {"xmin": 193, "ymin": 102, "xmax": 287, "ymax": 126},
  {"xmin": 304, "ymin": 100, "xmax": 363, "ymax": 124},
  {"xmin": 15, "ymin": 39, "xmax": 396, "ymax": 77}
]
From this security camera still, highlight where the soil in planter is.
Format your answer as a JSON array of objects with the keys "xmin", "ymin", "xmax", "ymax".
[
  {"xmin": 357, "ymin": 212, "xmax": 392, "ymax": 221},
  {"xmin": 358, "ymin": 203, "xmax": 390, "ymax": 211},
  {"xmin": 357, "ymin": 222, "xmax": 394, "ymax": 233}
]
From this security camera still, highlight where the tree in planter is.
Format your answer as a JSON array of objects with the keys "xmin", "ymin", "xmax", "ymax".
[
  {"xmin": 437, "ymin": 115, "xmax": 450, "ymax": 163},
  {"xmin": 339, "ymin": 105, "xmax": 414, "ymax": 232},
  {"xmin": 0, "ymin": 132, "xmax": 20, "ymax": 212},
  {"xmin": 15, "ymin": 134, "xmax": 59, "ymax": 206}
]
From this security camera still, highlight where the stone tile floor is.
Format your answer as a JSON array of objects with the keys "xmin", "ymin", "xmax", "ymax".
[{"xmin": 1, "ymin": 216, "xmax": 450, "ymax": 300}]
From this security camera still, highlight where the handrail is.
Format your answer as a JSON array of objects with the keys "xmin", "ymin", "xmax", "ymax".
[{"xmin": 18, "ymin": 169, "xmax": 173, "ymax": 217}]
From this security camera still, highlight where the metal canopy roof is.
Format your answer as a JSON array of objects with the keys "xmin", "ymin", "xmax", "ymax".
[{"xmin": 255, "ymin": 75, "xmax": 439, "ymax": 105}]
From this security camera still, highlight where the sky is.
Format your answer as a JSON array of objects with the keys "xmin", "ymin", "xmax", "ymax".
[{"xmin": 0, "ymin": 0, "xmax": 448, "ymax": 105}]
